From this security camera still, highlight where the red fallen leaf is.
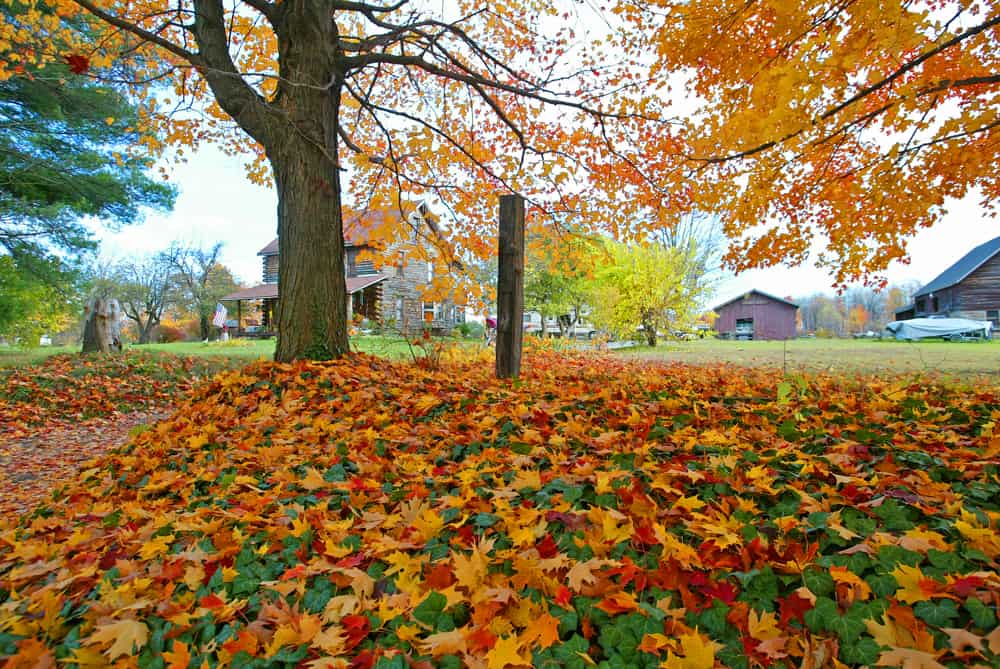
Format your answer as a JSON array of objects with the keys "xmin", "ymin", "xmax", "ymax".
[
  {"xmin": 336, "ymin": 553, "xmax": 366, "ymax": 568},
  {"xmin": 342, "ymin": 614, "xmax": 371, "ymax": 650},
  {"xmin": 280, "ymin": 564, "xmax": 307, "ymax": 580},
  {"xmin": 950, "ymin": 574, "xmax": 985, "ymax": 597},
  {"xmin": 64, "ymin": 53, "xmax": 89, "ymax": 74},
  {"xmin": 222, "ymin": 629, "xmax": 259, "ymax": 656},
  {"xmin": 199, "ymin": 593, "xmax": 226, "ymax": 609},
  {"xmin": 465, "ymin": 626, "xmax": 497, "ymax": 652},
  {"xmin": 349, "ymin": 649, "xmax": 376, "ymax": 669},
  {"xmin": 581, "ymin": 616, "xmax": 595, "ymax": 639},
  {"xmin": 536, "ymin": 533, "xmax": 559, "ymax": 558},
  {"xmin": 633, "ymin": 522, "xmax": 658, "ymax": 546},
  {"xmin": 554, "ymin": 585, "xmax": 573, "ymax": 608},
  {"xmin": 161, "ymin": 560, "xmax": 184, "ymax": 581},
  {"xmin": 778, "ymin": 592, "xmax": 813, "ymax": 625},
  {"xmin": 698, "ymin": 580, "xmax": 739, "ymax": 605},
  {"xmin": 545, "ymin": 510, "xmax": 586, "ymax": 530},
  {"xmin": 455, "ymin": 524, "xmax": 475, "ymax": 545},
  {"xmin": 840, "ymin": 484, "xmax": 868, "ymax": 502},
  {"xmin": 424, "ymin": 562, "xmax": 456, "ymax": 589}
]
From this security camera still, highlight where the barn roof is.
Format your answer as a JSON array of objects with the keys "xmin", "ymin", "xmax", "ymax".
[
  {"xmin": 257, "ymin": 202, "xmax": 438, "ymax": 256},
  {"xmin": 914, "ymin": 235, "xmax": 1000, "ymax": 298},
  {"xmin": 711, "ymin": 289, "xmax": 798, "ymax": 312}
]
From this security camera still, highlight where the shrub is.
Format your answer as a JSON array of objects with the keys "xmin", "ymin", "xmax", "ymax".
[
  {"xmin": 457, "ymin": 321, "xmax": 484, "ymax": 339},
  {"xmin": 154, "ymin": 324, "xmax": 187, "ymax": 343}
]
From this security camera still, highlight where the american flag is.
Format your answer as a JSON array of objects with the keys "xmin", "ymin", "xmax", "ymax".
[{"xmin": 212, "ymin": 303, "xmax": 228, "ymax": 328}]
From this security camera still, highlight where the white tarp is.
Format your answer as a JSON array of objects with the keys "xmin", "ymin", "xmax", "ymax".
[{"xmin": 885, "ymin": 318, "xmax": 992, "ymax": 340}]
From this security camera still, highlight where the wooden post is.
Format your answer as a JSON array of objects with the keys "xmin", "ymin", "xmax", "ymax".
[{"xmin": 496, "ymin": 194, "xmax": 525, "ymax": 378}]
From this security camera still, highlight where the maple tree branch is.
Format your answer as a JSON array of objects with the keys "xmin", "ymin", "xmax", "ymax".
[
  {"xmin": 821, "ymin": 13, "xmax": 1000, "ymax": 122},
  {"xmin": 72, "ymin": 0, "xmax": 200, "ymax": 65},
  {"xmin": 694, "ymin": 11, "xmax": 1000, "ymax": 165},
  {"xmin": 239, "ymin": 0, "xmax": 282, "ymax": 26},
  {"xmin": 189, "ymin": 0, "xmax": 273, "ymax": 144}
]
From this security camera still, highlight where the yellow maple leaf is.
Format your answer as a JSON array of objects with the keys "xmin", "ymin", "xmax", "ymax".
[
  {"xmin": 661, "ymin": 630, "xmax": 716, "ymax": 669},
  {"xmin": 86, "ymin": 619, "xmax": 149, "ymax": 659},
  {"xmin": 300, "ymin": 467, "xmax": 327, "ymax": 491},
  {"xmin": 748, "ymin": 609, "xmax": 781, "ymax": 641},
  {"xmin": 892, "ymin": 565, "xmax": 932, "ymax": 605},
  {"xmin": 487, "ymin": 634, "xmax": 530, "ymax": 669}
]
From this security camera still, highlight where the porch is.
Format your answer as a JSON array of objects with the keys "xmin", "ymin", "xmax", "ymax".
[{"xmin": 221, "ymin": 274, "xmax": 386, "ymax": 337}]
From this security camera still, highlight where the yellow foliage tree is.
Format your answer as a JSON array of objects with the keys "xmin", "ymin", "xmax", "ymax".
[{"xmin": 589, "ymin": 242, "xmax": 705, "ymax": 347}]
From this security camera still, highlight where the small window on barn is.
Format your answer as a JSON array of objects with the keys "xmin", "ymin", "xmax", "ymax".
[{"xmin": 987, "ymin": 310, "xmax": 999, "ymax": 327}]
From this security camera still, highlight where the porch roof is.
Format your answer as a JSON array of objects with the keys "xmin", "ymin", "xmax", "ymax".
[{"xmin": 221, "ymin": 274, "xmax": 387, "ymax": 302}]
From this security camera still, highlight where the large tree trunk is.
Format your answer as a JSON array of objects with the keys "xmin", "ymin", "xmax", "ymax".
[
  {"xmin": 81, "ymin": 297, "xmax": 123, "ymax": 353},
  {"xmin": 271, "ymin": 135, "xmax": 348, "ymax": 361},
  {"xmin": 189, "ymin": 0, "xmax": 347, "ymax": 361},
  {"xmin": 267, "ymin": 5, "xmax": 347, "ymax": 362},
  {"xmin": 137, "ymin": 318, "xmax": 158, "ymax": 344}
]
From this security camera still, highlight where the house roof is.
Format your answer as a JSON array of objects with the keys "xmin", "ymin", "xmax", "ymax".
[
  {"xmin": 257, "ymin": 203, "xmax": 433, "ymax": 256},
  {"xmin": 914, "ymin": 235, "xmax": 1000, "ymax": 298},
  {"xmin": 711, "ymin": 289, "xmax": 799, "ymax": 312},
  {"xmin": 221, "ymin": 274, "xmax": 387, "ymax": 301}
]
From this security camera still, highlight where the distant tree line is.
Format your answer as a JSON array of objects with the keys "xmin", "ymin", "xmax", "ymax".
[{"xmin": 795, "ymin": 283, "xmax": 920, "ymax": 337}]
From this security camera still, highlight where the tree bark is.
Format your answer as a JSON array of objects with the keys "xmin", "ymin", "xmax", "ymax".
[
  {"xmin": 81, "ymin": 297, "xmax": 123, "ymax": 353},
  {"xmin": 200, "ymin": 313, "xmax": 210, "ymax": 341},
  {"xmin": 271, "ymin": 131, "xmax": 349, "ymax": 360},
  {"xmin": 137, "ymin": 318, "xmax": 157, "ymax": 344}
]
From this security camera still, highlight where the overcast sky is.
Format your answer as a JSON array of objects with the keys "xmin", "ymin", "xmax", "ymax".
[{"xmin": 95, "ymin": 145, "xmax": 999, "ymax": 309}]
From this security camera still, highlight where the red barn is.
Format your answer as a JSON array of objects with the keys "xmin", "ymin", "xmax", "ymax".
[{"xmin": 712, "ymin": 290, "xmax": 798, "ymax": 340}]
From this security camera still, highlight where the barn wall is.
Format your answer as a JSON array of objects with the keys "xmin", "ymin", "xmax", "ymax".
[
  {"xmin": 954, "ymin": 253, "xmax": 1000, "ymax": 313},
  {"xmin": 715, "ymin": 293, "xmax": 798, "ymax": 339}
]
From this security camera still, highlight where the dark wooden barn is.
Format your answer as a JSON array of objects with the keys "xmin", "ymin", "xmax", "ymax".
[
  {"xmin": 893, "ymin": 235, "xmax": 1000, "ymax": 328},
  {"xmin": 712, "ymin": 290, "xmax": 799, "ymax": 340}
]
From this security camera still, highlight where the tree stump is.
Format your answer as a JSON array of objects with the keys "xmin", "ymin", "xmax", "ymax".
[{"xmin": 81, "ymin": 297, "xmax": 123, "ymax": 353}]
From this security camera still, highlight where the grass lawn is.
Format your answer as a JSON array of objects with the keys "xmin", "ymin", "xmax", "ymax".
[
  {"xmin": 0, "ymin": 334, "xmax": 480, "ymax": 370},
  {"xmin": 621, "ymin": 336, "xmax": 1000, "ymax": 380}
]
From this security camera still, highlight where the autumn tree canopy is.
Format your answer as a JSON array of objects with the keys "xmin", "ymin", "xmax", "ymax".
[
  {"xmin": 624, "ymin": 0, "xmax": 1000, "ymax": 286},
  {"xmin": 0, "ymin": 0, "xmax": 669, "ymax": 360}
]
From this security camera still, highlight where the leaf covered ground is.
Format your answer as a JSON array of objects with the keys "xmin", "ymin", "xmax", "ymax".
[
  {"xmin": 0, "ymin": 351, "xmax": 240, "ymax": 517},
  {"xmin": 1, "ymin": 352, "xmax": 999, "ymax": 668},
  {"xmin": 0, "ymin": 351, "xmax": 237, "ymax": 436}
]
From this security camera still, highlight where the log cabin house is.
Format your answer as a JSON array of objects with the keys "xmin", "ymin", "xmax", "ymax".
[{"xmin": 222, "ymin": 203, "xmax": 464, "ymax": 336}]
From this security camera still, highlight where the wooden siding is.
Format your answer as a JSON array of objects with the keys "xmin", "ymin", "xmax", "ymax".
[
  {"xmin": 715, "ymin": 293, "xmax": 797, "ymax": 339},
  {"xmin": 346, "ymin": 247, "xmax": 377, "ymax": 276},
  {"xmin": 261, "ymin": 254, "xmax": 278, "ymax": 284},
  {"xmin": 954, "ymin": 252, "xmax": 1000, "ymax": 312}
]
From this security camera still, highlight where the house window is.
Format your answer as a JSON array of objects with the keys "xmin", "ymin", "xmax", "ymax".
[
  {"xmin": 423, "ymin": 302, "xmax": 436, "ymax": 322},
  {"xmin": 356, "ymin": 260, "xmax": 376, "ymax": 275},
  {"xmin": 395, "ymin": 297, "xmax": 404, "ymax": 324},
  {"xmin": 987, "ymin": 310, "xmax": 999, "ymax": 328},
  {"xmin": 426, "ymin": 261, "xmax": 433, "ymax": 284}
]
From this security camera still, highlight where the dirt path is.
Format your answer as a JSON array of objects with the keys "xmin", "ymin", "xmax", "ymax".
[{"xmin": 0, "ymin": 410, "xmax": 169, "ymax": 519}]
